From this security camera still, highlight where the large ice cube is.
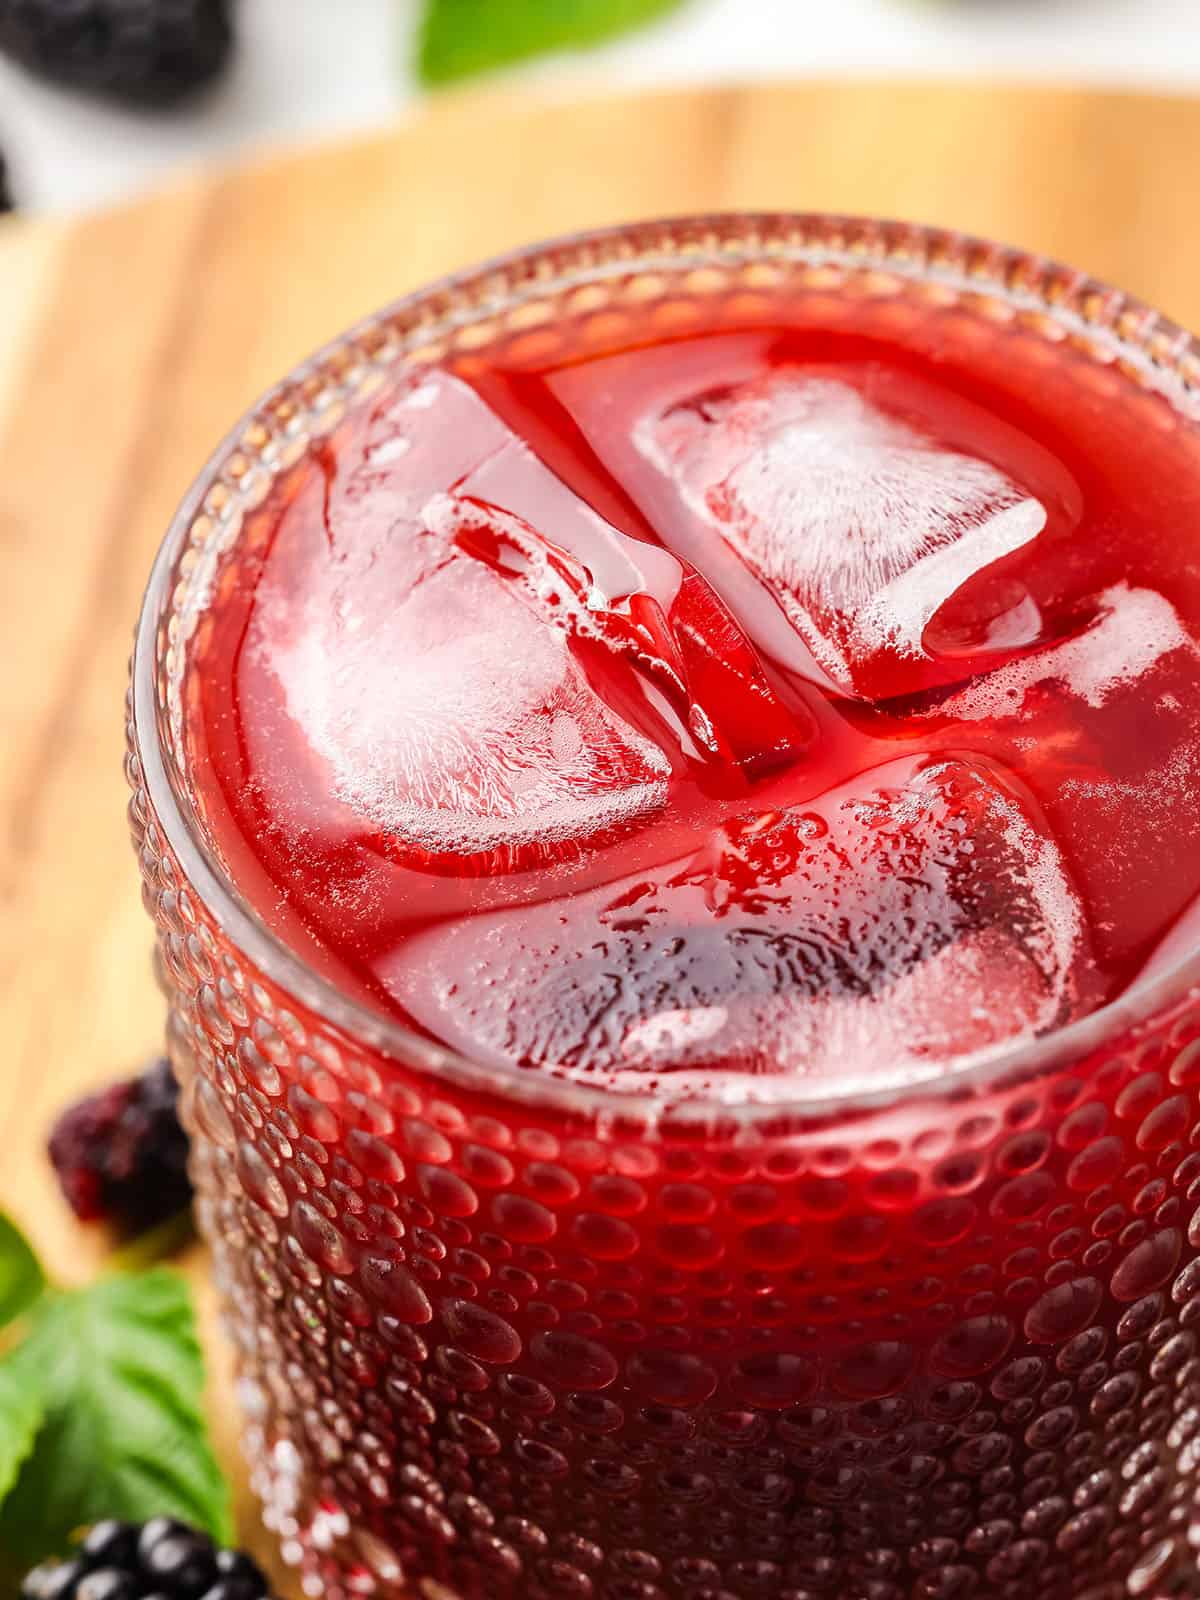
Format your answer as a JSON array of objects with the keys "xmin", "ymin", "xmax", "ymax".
[
  {"xmin": 636, "ymin": 371, "xmax": 1049, "ymax": 699},
  {"xmin": 386, "ymin": 755, "xmax": 1097, "ymax": 1094},
  {"xmin": 261, "ymin": 528, "xmax": 672, "ymax": 865},
  {"xmin": 934, "ymin": 582, "xmax": 1193, "ymax": 721},
  {"xmin": 252, "ymin": 371, "xmax": 673, "ymax": 866}
]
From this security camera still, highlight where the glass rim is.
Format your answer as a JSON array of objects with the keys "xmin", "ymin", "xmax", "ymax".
[{"xmin": 132, "ymin": 209, "xmax": 1200, "ymax": 1127}]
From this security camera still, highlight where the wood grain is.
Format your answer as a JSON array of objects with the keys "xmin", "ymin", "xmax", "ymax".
[{"xmin": 2, "ymin": 78, "xmax": 1200, "ymax": 1579}]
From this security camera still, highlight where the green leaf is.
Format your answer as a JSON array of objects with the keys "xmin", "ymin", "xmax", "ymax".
[
  {"xmin": 417, "ymin": 0, "xmax": 690, "ymax": 86},
  {"xmin": 0, "ymin": 1360, "xmax": 45, "ymax": 1503},
  {"xmin": 0, "ymin": 1271, "xmax": 232, "ymax": 1566},
  {"xmin": 0, "ymin": 1211, "xmax": 45, "ymax": 1330}
]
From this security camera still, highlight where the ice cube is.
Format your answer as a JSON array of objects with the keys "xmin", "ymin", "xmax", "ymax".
[
  {"xmin": 263, "ymin": 534, "xmax": 672, "ymax": 864},
  {"xmin": 386, "ymin": 755, "xmax": 1097, "ymax": 1094},
  {"xmin": 252, "ymin": 371, "xmax": 675, "ymax": 867},
  {"xmin": 927, "ymin": 582, "xmax": 1200, "ymax": 977},
  {"xmin": 934, "ymin": 582, "xmax": 1193, "ymax": 721},
  {"xmin": 636, "ymin": 371, "xmax": 1049, "ymax": 699}
]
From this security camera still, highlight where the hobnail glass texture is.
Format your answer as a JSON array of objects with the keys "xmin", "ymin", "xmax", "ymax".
[{"xmin": 128, "ymin": 214, "xmax": 1200, "ymax": 1600}]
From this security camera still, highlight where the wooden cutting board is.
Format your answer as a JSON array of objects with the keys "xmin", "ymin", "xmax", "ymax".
[{"xmin": 3, "ymin": 78, "xmax": 1200, "ymax": 1581}]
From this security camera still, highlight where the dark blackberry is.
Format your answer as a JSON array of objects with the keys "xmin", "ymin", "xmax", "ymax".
[
  {"xmin": 48, "ymin": 1057, "xmax": 192, "ymax": 1234},
  {"xmin": 20, "ymin": 1522, "xmax": 271, "ymax": 1600},
  {"xmin": 74, "ymin": 1573, "xmax": 138, "ymax": 1600},
  {"xmin": 213, "ymin": 1550, "xmax": 268, "ymax": 1586},
  {"xmin": 79, "ymin": 1527, "xmax": 138, "ymax": 1567},
  {"xmin": 138, "ymin": 1525, "xmax": 217, "ymax": 1598},
  {"xmin": 0, "ymin": 1, "xmax": 234, "ymax": 108},
  {"xmin": 24, "ymin": 1560, "xmax": 88, "ymax": 1600}
]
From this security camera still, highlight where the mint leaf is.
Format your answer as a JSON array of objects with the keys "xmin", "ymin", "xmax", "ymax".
[
  {"xmin": 0, "ymin": 1270, "xmax": 231, "ymax": 1565},
  {"xmin": 417, "ymin": 0, "xmax": 689, "ymax": 85},
  {"xmin": 0, "ymin": 1211, "xmax": 45, "ymax": 1329},
  {"xmin": 0, "ymin": 1361, "xmax": 44, "ymax": 1503}
]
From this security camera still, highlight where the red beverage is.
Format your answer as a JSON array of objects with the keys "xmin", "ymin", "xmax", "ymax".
[{"xmin": 130, "ymin": 218, "xmax": 1200, "ymax": 1600}]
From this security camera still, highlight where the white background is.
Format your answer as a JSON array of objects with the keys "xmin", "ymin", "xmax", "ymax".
[{"xmin": 3, "ymin": 0, "xmax": 1200, "ymax": 214}]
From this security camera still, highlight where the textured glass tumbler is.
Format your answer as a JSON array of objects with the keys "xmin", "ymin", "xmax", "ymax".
[{"xmin": 128, "ymin": 215, "xmax": 1200, "ymax": 1600}]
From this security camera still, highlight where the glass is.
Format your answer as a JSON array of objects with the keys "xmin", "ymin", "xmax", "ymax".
[{"xmin": 128, "ymin": 214, "xmax": 1200, "ymax": 1600}]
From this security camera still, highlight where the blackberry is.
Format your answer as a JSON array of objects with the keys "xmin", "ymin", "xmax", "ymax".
[
  {"xmin": 48, "ymin": 1057, "xmax": 192, "ymax": 1234},
  {"xmin": 0, "ymin": 1, "xmax": 234, "ymax": 108},
  {"xmin": 21, "ymin": 1521, "xmax": 272, "ymax": 1600}
]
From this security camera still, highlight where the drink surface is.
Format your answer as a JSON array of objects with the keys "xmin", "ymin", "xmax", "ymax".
[{"xmin": 184, "ymin": 286, "xmax": 1200, "ymax": 1098}]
